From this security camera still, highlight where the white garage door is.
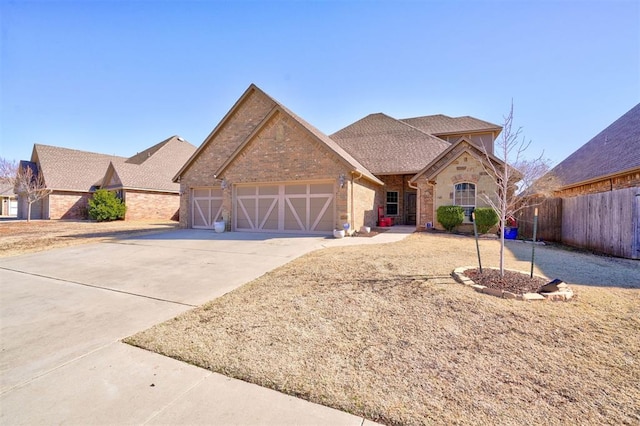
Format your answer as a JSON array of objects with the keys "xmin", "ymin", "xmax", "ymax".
[
  {"xmin": 235, "ymin": 182, "xmax": 335, "ymax": 234},
  {"xmin": 192, "ymin": 188, "xmax": 223, "ymax": 229},
  {"xmin": 9, "ymin": 199, "xmax": 17, "ymax": 216}
]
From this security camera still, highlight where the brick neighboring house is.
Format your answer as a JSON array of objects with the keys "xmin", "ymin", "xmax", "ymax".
[
  {"xmin": 174, "ymin": 84, "xmax": 507, "ymax": 234},
  {"xmin": 545, "ymin": 103, "xmax": 640, "ymax": 197},
  {"xmin": 17, "ymin": 136, "xmax": 196, "ymax": 220}
]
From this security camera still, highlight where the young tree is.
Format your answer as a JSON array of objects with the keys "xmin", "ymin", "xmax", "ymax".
[
  {"xmin": 15, "ymin": 162, "xmax": 52, "ymax": 222},
  {"xmin": 476, "ymin": 102, "xmax": 556, "ymax": 276}
]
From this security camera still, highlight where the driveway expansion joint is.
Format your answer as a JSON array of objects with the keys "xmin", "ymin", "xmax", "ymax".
[{"xmin": 0, "ymin": 266, "xmax": 197, "ymax": 308}]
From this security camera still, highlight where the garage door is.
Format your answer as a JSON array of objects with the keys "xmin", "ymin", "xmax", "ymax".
[
  {"xmin": 235, "ymin": 182, "xmax": 335, "ymax": 234},
  {"xmin": 192, "ymin": 188, "xmax": 223, "ymax": 229}
]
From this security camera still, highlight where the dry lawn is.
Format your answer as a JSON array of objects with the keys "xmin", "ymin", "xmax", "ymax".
[
  {"xmin": 126, "ymin": 232, "xmax": 640, "ymax": 425},
  {"xmin": 0, "ymin": 219, "xmax": 179, "ymax": 257}
]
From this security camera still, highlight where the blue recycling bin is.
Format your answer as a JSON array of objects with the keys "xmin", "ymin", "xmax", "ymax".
[{"xmin": 504, "ymin": 227, "xmax": 518, "ymax": 239}]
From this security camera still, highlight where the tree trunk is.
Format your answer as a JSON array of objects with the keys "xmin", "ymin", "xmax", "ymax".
[{"xmin": 27, "ymin": 201, "xmax": 32, "ymax": 222}]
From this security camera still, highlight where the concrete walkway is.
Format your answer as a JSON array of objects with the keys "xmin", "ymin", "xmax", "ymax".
[{"xmin": 0, "ymin": 227, "xmax": 412, "ymax": 425}]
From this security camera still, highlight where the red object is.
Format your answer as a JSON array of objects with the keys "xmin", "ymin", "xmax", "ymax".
[
  {"xmin": 377, "ymin": 206, "xmax": 394, "ymax": 227},
  {"xmin": 379, "ymin": 217, "xmax": 393, "ymax": 227}
]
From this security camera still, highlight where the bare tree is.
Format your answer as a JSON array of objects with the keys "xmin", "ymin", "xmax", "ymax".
[
  {"xmin": 476, "ymin": 102, "xmax": 556, "ymax": 276},
  {"xmin": 15, "ymin": 162, "xmax": 52, "ymax": 222},
  {"xmin": 0, "ymin": 157, "xmax": 18, "ymax": 182}
]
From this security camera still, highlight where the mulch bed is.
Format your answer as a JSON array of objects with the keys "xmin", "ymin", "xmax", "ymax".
[{"xmin": 464, "ymin": 268, "xmax": 548, "ymax": 294}]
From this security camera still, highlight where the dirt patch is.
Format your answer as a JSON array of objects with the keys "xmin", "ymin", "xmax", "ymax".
[
  {"xmin": 126, "ymin": 232, "xmax": 640, "ymax": 425},
  {"xmin": 0, "ymin": 219, "xmax": 179, "ymax": 257}
]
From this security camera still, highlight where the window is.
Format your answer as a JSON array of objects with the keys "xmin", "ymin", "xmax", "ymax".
[
  {"xmin": 386, "ymin": 191, "xmax": 398, "ymax": 216},
  {"xmin": 454, "ymin": 183, "xmax": 475, "ymax": 222}
]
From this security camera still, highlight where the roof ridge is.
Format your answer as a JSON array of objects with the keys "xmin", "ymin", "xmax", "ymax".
[{"xmin": 34, "ymin": 143, "xmax": 127, "ymax": 159}]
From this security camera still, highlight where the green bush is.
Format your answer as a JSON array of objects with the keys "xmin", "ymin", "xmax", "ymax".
[
  {"xmin": 473, "ymin": 207, "xmax": 499, "ymax": 234},
  {"xmin": 88, "ymin": 189, "xmax": 126, "ymax": 222},
  {"xmin": 436, "ymin": 205, "xmax": 464, "ymax": 232}
]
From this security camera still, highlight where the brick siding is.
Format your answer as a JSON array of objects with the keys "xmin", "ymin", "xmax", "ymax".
[
  {"xmin": 49, "ymin": 192, "xmax": 91, "ymax": 219},
  {"xmin": 124, "ymin": 190, "xmax": 180, "ymax": 221},
  {"xmin": 555, "ymin": 169, "xmax": 640, "ymax": 198},
  {"xmin": 178, "ymin": 90, "xmax": 366, "ymax": 230}
]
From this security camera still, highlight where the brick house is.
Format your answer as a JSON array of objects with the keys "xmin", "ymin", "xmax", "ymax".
[
  {"xmin": 17, "ymin": 136, "xmax": 196, "ymax": 220},
  {"xmin": 175, "ymin": 84, "xmax": 507, "ymax": 235},
  {"xmin": 544, "ymin": 103, "xmax": 640, "ymax": 197}
]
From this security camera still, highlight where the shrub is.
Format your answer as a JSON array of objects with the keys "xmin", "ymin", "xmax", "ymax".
[
  {"xmin": 436, "ymin": 205, "xmax": 464, "ymax": 232},
  {"xmin": 88, "ymin": 189, "xmax": 126, "ymax": 222},
  {"xmin": 473, "ymin": 207, "xmax": 499, "ymax": 234}
]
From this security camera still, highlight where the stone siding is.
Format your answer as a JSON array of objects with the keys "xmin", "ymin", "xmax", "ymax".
[{"xmin": 415, "ymin": 149, "xmax": 497, "ymax": 231}]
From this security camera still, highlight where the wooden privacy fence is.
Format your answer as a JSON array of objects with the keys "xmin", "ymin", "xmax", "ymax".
[
  {"xmin": 562, "ymin": 187, "xmax": 639, "ymax": 259},
  {"xmin": 515, "ymin": 188, "xmax": 640, "ymax": 259},
  {"xmin": 515, "ymin": 198, "xmax": 562, "ymax": 242}
]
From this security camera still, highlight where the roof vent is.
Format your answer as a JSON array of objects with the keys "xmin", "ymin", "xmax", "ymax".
[{"xmin": 177, "ymin": 137, "xmax": 185, "ymax": 142}]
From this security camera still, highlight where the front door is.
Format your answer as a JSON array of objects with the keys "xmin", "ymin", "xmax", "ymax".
[{"xmin": 406, "ymin": 193, "xmax": 417, "ymax": 225}]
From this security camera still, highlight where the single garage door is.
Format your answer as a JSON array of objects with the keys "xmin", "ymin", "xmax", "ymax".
[
  {"xmin": 235, "ymin": 182, "xmax": 335, "ymax": 234},
  {"xmin": 192, "ymin": 188, "xmax": 223, "ymax": 229}
]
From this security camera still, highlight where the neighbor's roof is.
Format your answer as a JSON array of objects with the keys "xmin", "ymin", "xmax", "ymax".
[
  {"xmin": 330, "ymin": 113, "xmax": 451, "ymax": 175},
  {"xmin": 547, "ymin": 103, "xmax": 640, "ymax": 188},
  {"xmin": 109, "ymin": 136, "xmax": 197, "ymax": 192},
  {"xmin": 401, "ymin": 114, "xmax": 502, "ymax": 135},
  {"xmin": 32, "ymin": 144, "xmax": 126, "ymax": 192},
  {"xmin": 0, "ymin": 179, "xmax": 16, "ymax": 197},
  {"xmin": 31, "ymin": 136, "xmax": 196, "ymax": 193}
]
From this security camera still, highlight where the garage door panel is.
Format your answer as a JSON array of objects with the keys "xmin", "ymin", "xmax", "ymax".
[
  {"xmin": 235, "ymin": 182, "xmax": 334, "ymax": 234},
  {"xmin": 192, "ymin": 188, "xmax": 223, "ymax": 229},
  {"xmin": 284, "ymin": 198, "xmax": 306, "ymax": 231},
  {"xmin": 258, "ymin": 198, "xmax": 279, "ymax": 230},
  {"xmin": 310, "ymin": 197, "xmax": 333, "ymax": 231},
  {"xmin": 237, "ymin": 198, "xmax": 257, "ymax": 229}
]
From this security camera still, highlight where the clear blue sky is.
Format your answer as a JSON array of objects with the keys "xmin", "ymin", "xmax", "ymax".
[{"xmin": 1, "ymin": 0, "xmax": 638, "ymax": 167}]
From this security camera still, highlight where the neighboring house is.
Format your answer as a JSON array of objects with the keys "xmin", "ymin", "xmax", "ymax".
[
  {"xmin": 17, "ymin": 136, "xmax": 196, "ymax": 220},
  {"xmin": 174, "ymin": 84, "xmax": 506, "ymax": 234},
  {"xmin": 0, "ymin": 179, "xmax": 18, "ymax": 216},
  {"xmin": 545, "ymin": 103, "xmax": 640, "ymax": 197}
]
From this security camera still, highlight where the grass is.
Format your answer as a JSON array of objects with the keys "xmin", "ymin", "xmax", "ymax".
[{"xmin": 126, "ymin": 233, "xmax": 640, "ymax": 425}]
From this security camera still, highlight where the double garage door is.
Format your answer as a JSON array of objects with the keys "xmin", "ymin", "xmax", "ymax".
[{"xmin": 192, "ymin": 182, "xmax": 335, "ymax": 234}]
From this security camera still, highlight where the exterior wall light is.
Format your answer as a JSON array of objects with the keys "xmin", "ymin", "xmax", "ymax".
[
  {"xmin": 221, "ymin": 178, "xmax": 228, "ymax": 190},
  {"xmin": 339, "ymin": 174, "xmax": 345, "ymax": 189}
]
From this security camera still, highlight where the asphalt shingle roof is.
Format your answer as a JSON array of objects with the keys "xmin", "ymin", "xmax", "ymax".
[
  {"xmin": 329, "ymin": 113, "xmax": 452, "ymax": 175},
  {"xmin": 32, "ymin": 136, "xmax": 196, "ymax": 193},
  {"xmin": 548, "ymin": 103, "xmax": 640, "ymax": 188},
  {"xmin": 401, "ymin": 114, "xmax": 502, "ymax": 135},
  {"xmin": 33, "ymin": 145, "xmax": 126, "ymax": 192},
  {"xmin": 112, "ymin": 136, "xmax": 197, "ymax": 192}
]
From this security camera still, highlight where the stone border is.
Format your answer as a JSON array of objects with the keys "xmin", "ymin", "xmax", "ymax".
[{"xmin": 452, "ymin": 266, "xmax": 574, "ymax": 302}]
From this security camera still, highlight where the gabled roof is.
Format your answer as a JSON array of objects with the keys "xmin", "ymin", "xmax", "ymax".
[
  {"xmin": 546, "ymin": 103, "xmax": 640, "ymax": 188},
  {"xmin": 30, "ymin": 136, "xmax": 196, "ymax": 193},
  {"xmin": 106, "ymin": 136, "xmax": 197, "ymax": 192},
  {"xmin": 31, "ymin": 144, "xmax": 126, "ymax": 192},
  {"xmin": 329, "ymin": 113, "xmax": 451, "ymax": 175},
  {"xmin": 175, "ymin": 84, "xmax": 383, "ymax": 186},
  {"xmin": 401, "ymin": 114, "xmax": 502, "ymax": 135},
  {"xmin": 0, "ymin": 179, "xmax": 16, "ymax": 197},
  {"xmin": 410, "ymin": 138, "xmax": 507, "ymax": 183}
]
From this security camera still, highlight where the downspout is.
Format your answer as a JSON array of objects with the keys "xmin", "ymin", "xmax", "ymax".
[
  {"xmin": 408, "ymin": 179, "xmax": 419, "ymax": 230},
  {"xmin": 351, "ymin": 171, "xmax": 363, "ymax": 232}
]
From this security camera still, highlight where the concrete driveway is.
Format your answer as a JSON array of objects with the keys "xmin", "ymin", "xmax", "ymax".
[{"xmin": 0, "ymin": 229, "xmax": 401, "ymax": 425}]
